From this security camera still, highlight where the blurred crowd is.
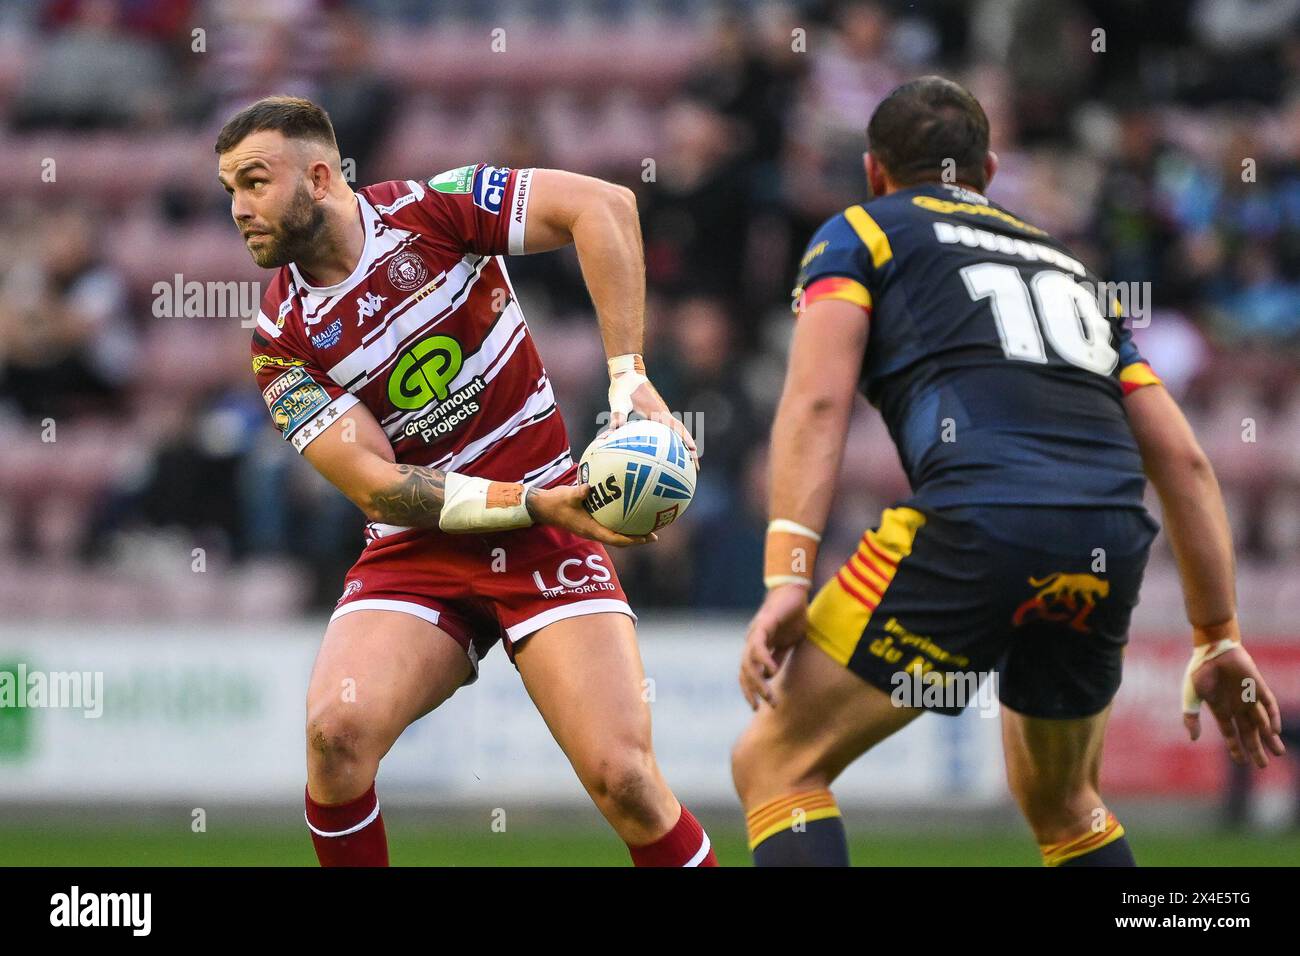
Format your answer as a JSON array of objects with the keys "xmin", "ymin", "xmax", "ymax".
[{"xmin": 2, "ymin": 0, "xmax": 1300, "ymax": 618}]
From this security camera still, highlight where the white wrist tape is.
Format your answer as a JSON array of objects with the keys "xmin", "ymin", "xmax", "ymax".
[
  {"xmin": 607, "ymin": 353, "xmax": 648, "ymax": 422},
  {"xmin": 763, "ymin": 575, "xmax": 813, "ymax": 590},
  {"xmin": 767, "ymin": 519, "xmax": 822, "ymax": 542},
  {"xmin": 1182, "ymin": 637, "xmax": 1241, "ymax": 715},
  {"xmin": 438, "ymin": 473, "xmax": 534, "ymax": 533}
]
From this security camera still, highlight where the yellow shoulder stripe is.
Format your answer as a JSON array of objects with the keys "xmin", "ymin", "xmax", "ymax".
[{"xmin": 844, "ymin": 205, "xmax": 893, "ymax": 269}]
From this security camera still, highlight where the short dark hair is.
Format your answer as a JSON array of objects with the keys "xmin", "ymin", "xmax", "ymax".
[
  {"xmin": 866, "ymin": 76, "xmax": 990, "ymax": 190},
  {"xmin": 214, "ymin": 95, "xmax": 338, "ymax": 155}
]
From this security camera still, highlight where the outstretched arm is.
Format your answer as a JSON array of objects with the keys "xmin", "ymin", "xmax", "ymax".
[
  {"xmin": 523, "ymin": 169, "xmax": 644, "ymax": 360},
  {"xmin": 301, "ymin": 400, "xmax": 652, "ymax": 547},
  {"xmin": 522, "ymin": 170, "xmax": 696, "ymax": 453},
  {"xmin": 1125, "ymin": 383, "xmax": 1284, "ymax": 766},
  {"xmin": 739, "ymin": 298, "xmax": 869, "ymax": 710}
]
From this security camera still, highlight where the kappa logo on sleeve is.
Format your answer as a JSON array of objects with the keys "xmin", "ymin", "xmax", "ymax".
[
  {"xmin": 473, "ymin": 165, "xmax": 511, "ymax": 214},
  {"xmin": 800, "ymin": 240, "xmax": 828, "ymax": 268}
]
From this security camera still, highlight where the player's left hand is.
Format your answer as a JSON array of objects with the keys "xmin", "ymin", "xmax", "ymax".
[
  {"xmin": 1183, "ymin": 644, "xmax": 1286, "ymax": 768},
  {"xmin": 739, "ymin": 584, "xmax": 809, "ymax": 710}
]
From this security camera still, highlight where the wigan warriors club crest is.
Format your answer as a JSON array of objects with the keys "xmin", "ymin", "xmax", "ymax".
[{"xmin": 387, "ymin": 250, "xmax": 430, "ymax": 292}]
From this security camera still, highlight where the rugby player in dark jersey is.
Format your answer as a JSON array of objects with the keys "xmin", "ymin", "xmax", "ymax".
[{"xmin": 733, "ymin": 76, "xmax": 1285, "ymax": 867}]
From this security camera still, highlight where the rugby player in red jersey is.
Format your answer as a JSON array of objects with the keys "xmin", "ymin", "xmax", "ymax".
[{"xmin": 216, "ymin": 96, "xmax": 715, "ymax": 867}]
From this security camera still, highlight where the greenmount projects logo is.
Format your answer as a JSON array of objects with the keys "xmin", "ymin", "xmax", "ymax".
[{"xmin": 388, "ymin": 334, "xmax": 490, "ymax": 443}]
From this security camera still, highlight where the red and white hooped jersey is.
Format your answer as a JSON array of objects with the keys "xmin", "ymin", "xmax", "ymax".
[{"xmin": 250, "ymin": 165, "xmax": 573, "ymax": 540}]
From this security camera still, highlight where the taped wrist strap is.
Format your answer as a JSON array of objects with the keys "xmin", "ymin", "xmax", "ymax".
[
  {"xmin": 607, "ymin": 353, "xmax": 646, "ymax": 378},
  {"xmin": 439, "ymin": 473, "xmax": 534, "ymax": 533},
  {"xmin": 1182, "ymin": 636, "xmax": 1242, "ymax": 715},
  {"xmin": 764, "ymin": 519, "xmax": 821, "ymax": 589}
]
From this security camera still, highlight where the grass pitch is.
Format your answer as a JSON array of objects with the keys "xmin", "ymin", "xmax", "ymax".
[{"xmin": 1, "ymin": 820, "xmax": 1297, "ymax": 866}]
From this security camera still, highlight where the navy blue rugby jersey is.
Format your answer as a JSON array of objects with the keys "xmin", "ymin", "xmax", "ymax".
[{"xmin": 792, "ymin": 182, "xmax": 1162, "ymax": 510}]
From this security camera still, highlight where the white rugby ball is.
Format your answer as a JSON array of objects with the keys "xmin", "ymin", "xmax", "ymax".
[{"xmin": 579, "ymin": 419, "xmax": 697, "ymax": 536}]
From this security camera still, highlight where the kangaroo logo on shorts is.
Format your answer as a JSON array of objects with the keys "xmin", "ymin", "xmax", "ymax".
[
  {"xmin": 388, "ymin": 335, "xmax": 463, "ymax": 410},
  {"xmin": 1012, "ymin": 572, "xmax": 1110, "ymax": 633}
]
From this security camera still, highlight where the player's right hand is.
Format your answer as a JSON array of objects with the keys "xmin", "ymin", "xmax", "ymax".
[
  {"xmin": 739, "ymin": 584, "xmax": 809, "ymax": 710},
  {"xmin": 526, "ymin": 484, "xmax": 657, "ymax": 548},
  {"xmin": 1183, "ymin": 644, "xmax": 1286, "ymax": 768}
]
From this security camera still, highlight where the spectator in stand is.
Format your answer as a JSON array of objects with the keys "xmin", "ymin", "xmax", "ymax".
[
  {"xmin": 638, "ymin": 102, "xmax": 753, "ymax": 307},
  {"xmin": 0, "ymin": 207, "xmax": 137, "ymax": 420},
  {"xmin": 12, "ymin": 0, "xmax": 176, "ymax": 130}
]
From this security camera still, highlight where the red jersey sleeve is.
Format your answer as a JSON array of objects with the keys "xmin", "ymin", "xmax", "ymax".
[
  {"xmin": 416, "ymin": 164, "xmax": 535, "ymax": 257},
  {"xmin": 250, "ymin": 289, "xmax": 359, "ymax": 454}
]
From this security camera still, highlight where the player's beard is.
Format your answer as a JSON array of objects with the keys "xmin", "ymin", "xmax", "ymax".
[{"xmin": 248, "ymin": 182, "xmax": 326, "ymax": 269}]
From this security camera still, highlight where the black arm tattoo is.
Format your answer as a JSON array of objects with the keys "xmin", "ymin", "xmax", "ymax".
[{"xmin": 367, "ymin": 464, "xmax": 447, "ymax": 527}]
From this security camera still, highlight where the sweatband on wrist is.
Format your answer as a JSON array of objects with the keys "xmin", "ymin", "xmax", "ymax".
[
  {"xmin": 438, "ymin": 473, "xmax": 534, "ymax": 533},
  {"xmin": 764, "ymin": 520, "xmax": 821, "ymax": 589},
  {"xmin": 607, "ymin": 353, "xmax": 646, "ymax": 378}
]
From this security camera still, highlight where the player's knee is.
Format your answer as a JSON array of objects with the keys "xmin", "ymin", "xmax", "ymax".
[
  {"xmin": 1011, "ymin": 778, "xmax": 1102, "ymax": 842},
  {"xmin": 731, "ymin": 719, "xmax": 824, "ymax": 806},
  {"xmin": 305, "ymin": 705, "xmax": 375, "ymax": 771},
  {"xmin": 586, "ymin": 749, "xmax": 662, "ymax": 827}
]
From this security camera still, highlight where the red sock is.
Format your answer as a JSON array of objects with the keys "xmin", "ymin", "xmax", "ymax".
[
  {"xmin": 629, "ymin": 806, "xmax": 718, "ymax": 867},
  {"xmin": 305, "ymin": 782, "xmax": 389, "ymax": 867}
]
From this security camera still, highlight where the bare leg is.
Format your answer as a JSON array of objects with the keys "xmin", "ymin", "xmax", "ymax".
[{"xmin": 513, "ymin": 612, "xmax": 681, "ymax": 847}]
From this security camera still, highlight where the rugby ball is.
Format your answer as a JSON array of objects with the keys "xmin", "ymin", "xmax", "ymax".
[{"xmin": 579, "ymin": 419, "xmax": 696, "ymax": 536}]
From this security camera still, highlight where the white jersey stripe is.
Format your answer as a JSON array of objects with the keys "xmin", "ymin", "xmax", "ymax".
[
  {"xmin": 256, "ymin": 310, "xmax": 281, "ymax": 339},
  {"xmin": 293, "ymin": 198, "xmax": 421, "ymax": 326},
  {"xmin": 434, "ymin": 376, "xmax": 556, "ymax": 473},
  {"xmin": 325, "ymin": 255, "xmax": 488, "ymax": 389},
  {"xmin": 523, "ymin": 451, "xmax": 574, "ymax": 486}
]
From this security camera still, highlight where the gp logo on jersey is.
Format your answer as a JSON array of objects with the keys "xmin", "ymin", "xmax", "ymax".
[
  {"xmin": 473, "ymin": 165, "xmax": 511, "ymax": 215},
  {"xmin": 355, "ymin": 292, "xmax": 387, "ymax": 326},
  {"xmin": 1011, "ymin": 572, "xmax": 1110, "ymax": 633},
  {"xmin": 388, "ymin": 335, "xmax": 464, "ymax": 409}
]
